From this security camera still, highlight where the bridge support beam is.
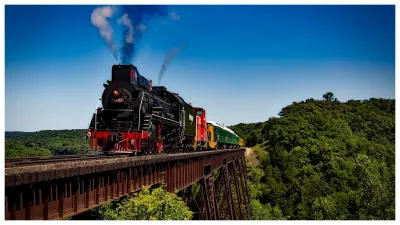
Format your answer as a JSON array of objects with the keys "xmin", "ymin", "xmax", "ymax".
[
  {"xmin": 5, "ymin": 149, "xmax": 251, "ymax": 220},
  {"xmin": 195, "ymin": 157, "xmax": 252, "ymax": 220}
]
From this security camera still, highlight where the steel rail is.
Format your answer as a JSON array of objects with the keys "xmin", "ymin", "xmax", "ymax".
[{"xmin": 5, "ymin": 155, "xmax": 125, "ymax": 168}]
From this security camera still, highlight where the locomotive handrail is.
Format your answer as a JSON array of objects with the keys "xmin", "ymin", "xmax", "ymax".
[
  {"xmin": 102, "ymin": 109, "xmax": 135, "ymax": 112},
  {"xmin": 138, "ymin": 92, "xmax": 145, "ymax": 130},
  {"xmin": 152, "ymin": 114, "xmax": 180, "ymax": 124}
]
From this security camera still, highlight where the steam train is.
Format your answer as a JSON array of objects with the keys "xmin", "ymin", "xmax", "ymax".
[{"xmin": 86, "ymin": 64, "xmax": 243, "ymax": 155}]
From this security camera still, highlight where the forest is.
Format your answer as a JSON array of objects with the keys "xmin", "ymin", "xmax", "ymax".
[
  {"xmin": 229, "ymin": 93, "xmax": 395, "ymax": 220},
  {"xmin": 5, "ymin": 129, "xmax": 89, "ymax": 158},
  {"xmin": 4, "ymin": 92, "xmax": 395, "ymax": 220}
]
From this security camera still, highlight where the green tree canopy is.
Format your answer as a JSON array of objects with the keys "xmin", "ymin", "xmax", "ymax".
[
  {"xmin": 323, "ymin": 92, "xmax": 336, "ymax": 101},
  {"xmin": 5, "ymin": 140, "xmax": 52, "ymax": 158},
  {"xmin": 99, "ymin": 185, "xmax": 193, "ymax": 220},
  {"xmin": 234, "ymin": 96, "xmax": 395, "ymax": 220},
  {"xmin": 5, "ymin": 129, "xmax": 90, "ymax": 158}
]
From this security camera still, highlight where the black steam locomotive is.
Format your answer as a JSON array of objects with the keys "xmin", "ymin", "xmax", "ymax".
[{"xmin": 87, "ymin": 64, "xmax": 196, "ymax": 154}]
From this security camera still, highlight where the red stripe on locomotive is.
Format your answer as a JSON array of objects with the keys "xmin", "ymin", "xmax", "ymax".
[{"xmin": 86, "ymin": 131, "xmax": 149, "ymax": 153}]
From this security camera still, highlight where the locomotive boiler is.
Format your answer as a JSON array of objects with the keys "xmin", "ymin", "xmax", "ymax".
[{"xmin": 86, "ymin": 64, "xmax": 196, "ymax": 154}]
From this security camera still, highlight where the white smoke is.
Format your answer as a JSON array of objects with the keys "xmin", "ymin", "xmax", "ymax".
[
  {"xmin": 136, "ymin": 23, "xmax": 147, "ymax": 32},
  {"xmin": 117, "ymin": 13, "xmax": 134, "ymax": 44},
  {"xmin": 91, "ymin": 5, "xmax": 119, "ymax": 60}
]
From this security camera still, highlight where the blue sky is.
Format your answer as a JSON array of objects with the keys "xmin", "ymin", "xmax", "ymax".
[{"xmin": 5, "ymin": 5, "xmax": 395, "ymax": 131}]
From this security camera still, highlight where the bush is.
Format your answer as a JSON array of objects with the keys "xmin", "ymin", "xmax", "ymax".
[{"xmin": 99, "ymin": 185, "xmax": 193, "ymax": 220}]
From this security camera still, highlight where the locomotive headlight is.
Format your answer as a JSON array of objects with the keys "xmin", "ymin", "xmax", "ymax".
[{"xmin": 113, "ymin": 90, "xmax": 120, "ymax": 96}]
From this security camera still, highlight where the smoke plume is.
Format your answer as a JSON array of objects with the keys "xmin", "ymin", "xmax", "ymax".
[
  {"xmin": 118, "ymin": 5, "xmax": 167, "ymax": 64},
  {"xmin": 91, "ymin": 5, "xmax": 167, "ymax": 64},
  {"xmin": 91, "ymin": 6, "xmax": 119, "ymax": 60},
  {"xmin": 158, "ymin": 42, "xmax": 186, "ymax": 85}
]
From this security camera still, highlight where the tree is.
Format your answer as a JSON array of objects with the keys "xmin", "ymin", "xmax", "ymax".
[
  {"xmin": 5, "ymin": 129, "xmax": 90, "ymax": 157},
  {"xmin": 5, "ymin": 141, "xmax": 51, "ymax": 158},
  {"xmin": 241, "ymin": 95, "xmax": 394, "ymax": 220},
  {"xmin": 251, "ymin": 199, "xmax": 286, "ymax": 220},
  {"xmin": 353, "ymin": 154, "xmax": 395, "ymax": 220},
  {"xmin": 322, "ymin": 92, "xmax": 336, "ymax": 101},
  {"xmin": 99, "ymin": 185, "xmax": 193, "ymax": 220}
]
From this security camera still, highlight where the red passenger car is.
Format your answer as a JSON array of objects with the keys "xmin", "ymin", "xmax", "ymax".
[{"xmin": 193, "ymin": 107, "xmax": 207, "ymax": 150}]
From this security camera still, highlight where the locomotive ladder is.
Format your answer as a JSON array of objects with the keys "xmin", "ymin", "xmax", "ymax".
[
  {"xmin": 141, "ymin": 114, "xmax": 153, "ymax": 131},
  {"xmin": 141, "ymin": 106, "xmax": 164, "ymax": 131}
]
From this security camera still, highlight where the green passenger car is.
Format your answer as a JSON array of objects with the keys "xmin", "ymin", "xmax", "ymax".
[{"xmin": 207, "ymin": 121, "xmax": 239, "ymax": 147}]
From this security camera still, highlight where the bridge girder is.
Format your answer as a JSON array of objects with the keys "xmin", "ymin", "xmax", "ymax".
[{"xmin": 5, "ymin": 149, "xmax": 251, "ymax": 220}]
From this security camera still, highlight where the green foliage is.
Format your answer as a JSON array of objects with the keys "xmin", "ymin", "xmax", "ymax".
[
  {"xmin": 5, "ymin": 131, "xmax": 32, "ymax": 139},
  {"xmin": 5, "ymin": 129, "xmax": 89, "ymax": 158},
  {"xmin": 98, "ymin": 185, "xmax": 193, "ymax": 220},
  {"xmin": 241, "ymin": 94, "xmax": 395, "ymax": 220},
  {"xmin": 5, "ymin": 140, "xmax": 52, "ymax": 158},
  {"xmin": 229, "ymin": 122, "xmax": 265, "ymax": 147},
  {"xmin": 353, "ymin": 154, "xmax": 395, "ymax": 220},
  {"xmin": 251, "ymin": 199, "xmax": 286, "ymax": 220},
  {"xmin": 322, "ymin": 92, "xmax": 337, "ymax": 102}
]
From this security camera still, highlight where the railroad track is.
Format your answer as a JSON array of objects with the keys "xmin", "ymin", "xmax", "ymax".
[
  {"xmin": 4, "ymin": 154, "xmax": 127, "ymax": 168},
  {"xmin": 4, "ymin": 148, "xmax": 241, "ymax": 168},
  {"xmin": 4, "ymin": 151, "xmax": 183, "ymax": 168}
]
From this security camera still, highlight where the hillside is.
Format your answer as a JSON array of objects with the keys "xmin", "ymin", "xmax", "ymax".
[
  {"xmin": 229, "ymin": 93, "xmax": 395, "ymax": 220},
  {"xmin": 5, "ymin": 129, "xmax": 89, "ymax": 158},
  {"xmin": 4, "ymin": 93, "xmax": 395, "ymax": 220}
]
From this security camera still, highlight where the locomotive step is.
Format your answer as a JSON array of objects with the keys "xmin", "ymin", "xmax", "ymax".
[{"xmin": 152, "ymin": 107, "xmax": 162, "ymax": 112}]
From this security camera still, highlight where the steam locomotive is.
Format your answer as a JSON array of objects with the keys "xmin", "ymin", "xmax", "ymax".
[{"xmin": 86, "ymin": 64, "xmax": 243, "ymax": 155}]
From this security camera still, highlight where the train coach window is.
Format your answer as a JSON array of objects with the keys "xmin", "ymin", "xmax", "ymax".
[{"xmin": 196, "ymin": 111, "xmax": 203, "ymax": 115}]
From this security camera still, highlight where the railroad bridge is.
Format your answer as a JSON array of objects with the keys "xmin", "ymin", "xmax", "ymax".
[{"xmin": 5, "ymin": 148, "xmax": 252, "ymax": 220}]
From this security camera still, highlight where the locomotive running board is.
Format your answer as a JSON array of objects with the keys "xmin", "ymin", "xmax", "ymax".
[
  {"xmin": 102, "ymin": 109, "xmax": 135, "ymax": 112},
  {"xmin": 152, "ymin": 114, "xmax": 180, "ymax": 124}
]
